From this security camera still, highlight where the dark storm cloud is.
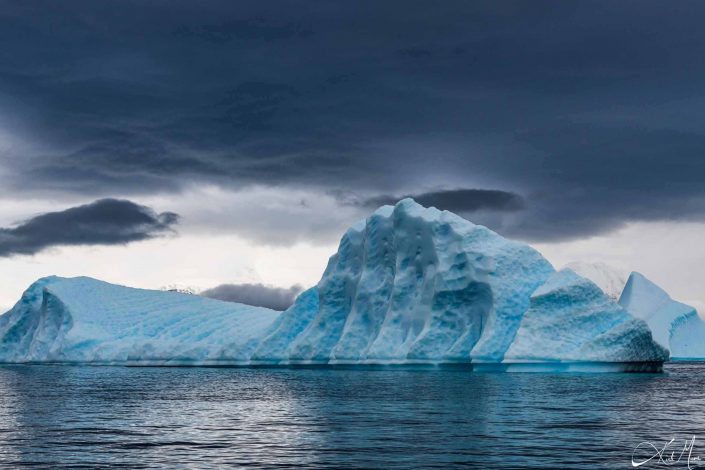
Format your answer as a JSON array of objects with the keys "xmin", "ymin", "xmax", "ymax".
[
  {"xmin": 200, "ymin": 283, "xmax": 303, "ymax": 311},
  {"xmin": 172, "ymin": 18, "xmax": 312, "ymax": 44},
  {"xmin": 3, "ymin": 1, "xmax": 705, "ymax": 241},
  {"xmin": 361, "ymin": 189, "xmax": 526, "ymax": 213},
  {"xmin": 0, "ymin": 199, "xmax": 178, "ymax": 256}
]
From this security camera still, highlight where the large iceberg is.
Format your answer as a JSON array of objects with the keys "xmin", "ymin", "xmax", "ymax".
[
  {"xmin": 0, "ymin": 199, "xmax": 671, "ymax": 370},
  {"xmin": 279, "ymin": 199, "xmax": 555, "ymax": 364},
  {"xmin": 253, "ymin": 199, "xmax": 665, "ymax": 369},
  {"xmin": 619, "ymin": 272, "xmax": 705, "ymax": 360}
]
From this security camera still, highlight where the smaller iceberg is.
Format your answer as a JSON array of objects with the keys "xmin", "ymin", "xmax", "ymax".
[
  {"xmin": 503, "ymin": 269, "xmax": 668, "ymax": 371},
  {"xmin": 0, "ymin": 276, "xmax": 280, "ymax": 365},
  {"xmin": 619, "ymin": 272, "xmax": 705, "ymax": 360}
]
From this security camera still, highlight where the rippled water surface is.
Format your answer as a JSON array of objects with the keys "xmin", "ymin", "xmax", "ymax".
[{"xmin": 1, "ymin": 363, "xmax": 704, "ymax": 468}]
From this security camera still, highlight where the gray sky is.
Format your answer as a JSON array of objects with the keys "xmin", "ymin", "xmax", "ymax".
[{"xmin": 1, "ymin": 1, "xmax": 705, "ymax": 310}]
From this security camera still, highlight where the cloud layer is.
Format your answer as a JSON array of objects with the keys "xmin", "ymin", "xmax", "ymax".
[
  {"xmin": 200, "ymin": 283, "xmax": 303, "ymax": 311},
  {"xmin": 2, "ymin": 2, "xmax": 705, "ymax": 242},
  {"xmin": 360, "ymin": 189, "xmax": 526, "ymax": 213},
  {"xmin": 0, "ymin": 199, "xmax": 178, "ymax": 256}
]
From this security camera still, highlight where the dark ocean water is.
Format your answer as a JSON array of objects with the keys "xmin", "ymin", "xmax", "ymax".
[{"xmin": 0, "ymin": 363, "xmax": 704, "ymax": 469}]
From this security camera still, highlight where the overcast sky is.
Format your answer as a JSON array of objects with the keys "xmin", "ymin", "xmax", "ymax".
[{"xmin": 1, "ymin": 1, "xmax": 705, "ymax": 311}]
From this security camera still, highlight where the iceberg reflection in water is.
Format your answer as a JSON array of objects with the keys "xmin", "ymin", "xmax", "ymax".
[{"xmin": 1, "ymin": 363, "xmax": 703, "ymax": 469}]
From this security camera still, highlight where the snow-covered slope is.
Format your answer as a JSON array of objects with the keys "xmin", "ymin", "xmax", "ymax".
[
  {"xmin": 0, "ymin": 276, "xmax": 279, "ymax": 364},
  {"xmin": 505, "ymin": 269, "xmax": 668, "ymax": 367},
  {"xmin": 563, "ymin": 261, "xmax": 627, "ymax": 299},
  {"xmin": 619, "ymin": 272, "xmax": 705, "ymax": 359}
]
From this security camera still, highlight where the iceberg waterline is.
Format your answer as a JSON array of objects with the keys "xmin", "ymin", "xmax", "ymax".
[{"xmin": 0, "ymin": 199, "xmax": 680, "ymax": 370}]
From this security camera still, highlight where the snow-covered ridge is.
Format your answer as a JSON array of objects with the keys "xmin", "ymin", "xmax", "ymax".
[{"xmin": 0, "ymin": 199, "xmax": 671, "ymax": 370}]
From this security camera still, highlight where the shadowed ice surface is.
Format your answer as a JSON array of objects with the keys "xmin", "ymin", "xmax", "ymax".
[{"xmin": 0, "ymin": 364, "xmax": 704, "ymax": 469}]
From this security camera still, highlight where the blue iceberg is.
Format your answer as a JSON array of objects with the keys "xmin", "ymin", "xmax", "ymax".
[
  {"xmin": 278, "ymin": 199, "xmax": 555, "ymax": 364},
  {"xmin": 0, "ymin": 276, "xmax": 279, "ymax": 365},
  {"xmin": 503, "ymin": 269, "xmax": 668, "ymax": 371},
  {"xmin": 0, "ymin": 199, "xmax": 671, "ymax": 370}
]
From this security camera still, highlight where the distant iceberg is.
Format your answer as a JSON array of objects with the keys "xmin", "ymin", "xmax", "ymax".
[
  {"xmin": 563, "ymin": 261, "xmax": 627, "ymax": 300},
  {"xmin": 619, "ymin": 272, "xmax": 705, "ymax": 360},
  {"xmin": 0, "ymin": 199, "xmax": 672, "ymax": 371}
]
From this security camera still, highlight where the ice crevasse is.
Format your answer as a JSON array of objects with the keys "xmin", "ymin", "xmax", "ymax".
[{"xmin": 0, "ymin": 199, "xmax": 670, "ymax": 369}]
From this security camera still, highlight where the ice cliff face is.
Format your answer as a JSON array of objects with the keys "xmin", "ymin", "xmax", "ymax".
[
  {"xmin": 619, "ymin": 272, "xmax": 705, "ymax": 359},
  {"xmin": 0, "ymin": 276, "xmax": 279, "ymax": 364},
  {"xmin": 0, "ymin": 199, "xmax": 672, "ymax": 369},
  {"xmin": 505, "ymin": 269, "xmax": 668, "ymax": 364}
]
